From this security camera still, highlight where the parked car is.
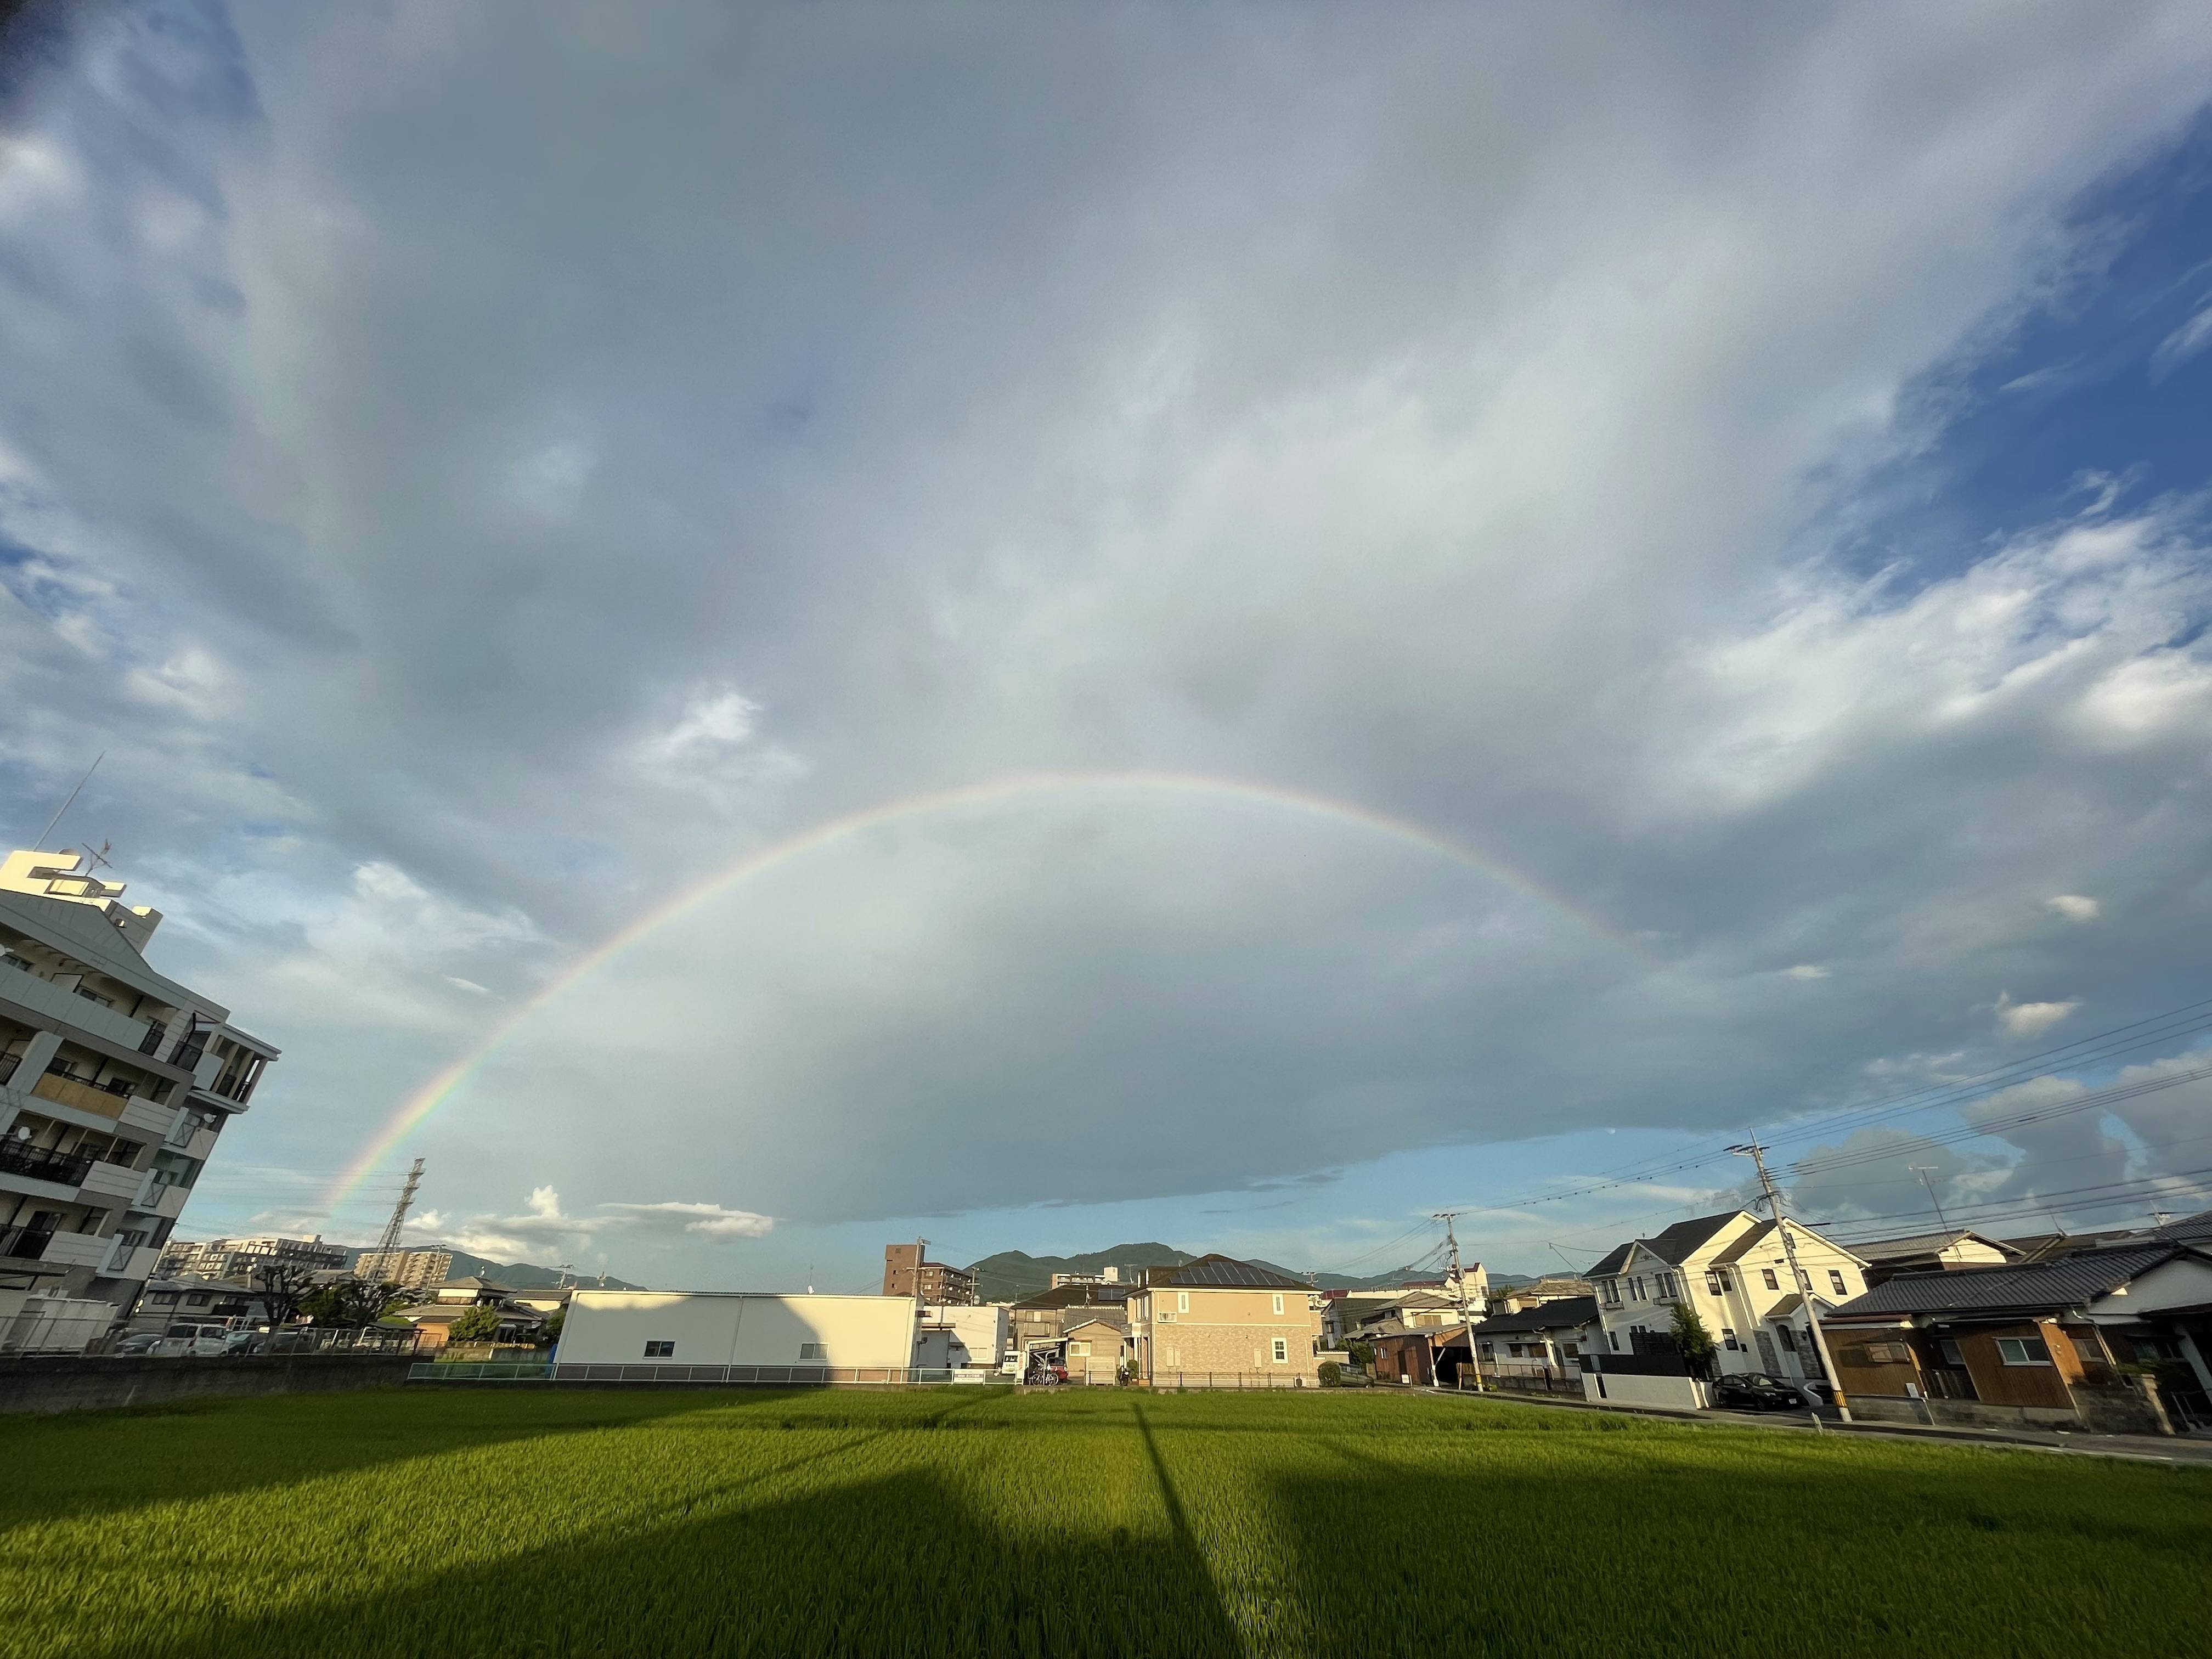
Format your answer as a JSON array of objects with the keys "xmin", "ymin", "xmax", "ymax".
[
  {"xmin": 1709, "ymin": 1372, "xmax": 1809, "ymax": 1412},
  {"xmin": 223, "ymin": 1328, "xmax": 310, "ymax": 1356},
  {"xmin": 110, "ymin": 1330, "xmax": 161, "ymax": 1357},
  {"xmin": 151, "ymin": 1322, "xmax": 233, "ymax": 1357}
]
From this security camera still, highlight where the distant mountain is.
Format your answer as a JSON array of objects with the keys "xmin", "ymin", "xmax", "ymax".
[
  {"xmin": 338, "ymin": 1245, "xmax": 643, "ymax": 1291},
  {"xmin": 966, "ymin": 1243, "xmax": 1531, "ymax": 1300},
  {"xmin": 965, "ymin": 1242, "xmax": 1195, "ymax": 1302}
]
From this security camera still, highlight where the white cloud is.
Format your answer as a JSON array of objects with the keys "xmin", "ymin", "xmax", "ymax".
[
  {"xmin": 602, "ymin": 1200, "xmax": 776, "ymax": 1239},
  {"xmin": 444, "ymin": 975, "xmax": 493, "ymax": 996},
  {"xmin": 2045, "ymin": 894, "xmax": 2099, "ymax": 922},
  {"xmin": 2150, "ymin": 302, "xmax": 2212, "ymax": 379},
  {"xmin": 1783, "ymin": 964, "xmax": 1830, "ymax": 980},
  {"xmin": 1995, "ymin": 993, "xmax": 2080, "ymax": 1037}
]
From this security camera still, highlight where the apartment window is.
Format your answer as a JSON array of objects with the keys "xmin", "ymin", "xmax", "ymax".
[
  {"xmin": 1995, "ymin": 1336, "xmax": 2051, "ymax": 1367},
  {"xmin": 1607, "ymin": 1331, "xmax": 1620, "ymax": 1353},
  {"xmin": 642, "ymin": 1340, "xmax": 675, "ymax": 1358},
  {"xmin": 798, "ymin": 1341, "xmax": 828, "ymax": 1361},
  {"xmin": 1705, "ymin": 1269, "xmax": 1726, "ymax": 1295},
  {"xmin": 1272, "ymin": 1294, "xmax": 1284, "ymax": 1316},
  {"xmin": 1761, "ymin": 1268, "xmax": 1780, "ymax": 1291},
  {"xmin": 1939, "ymin": 1339, "xmax": 1967, "ymax": 1367},
  {"xmin": 1827, "ymin": 1270, "xmax": 1847, "ymax": 1297},
  {"xmin": 1176, "ymin": 1291, "xmax": 1189, "ymax": 1313},
  {"xmin": 1271, "ymin": 1338, "xmax": 1288, "ymax": 1364},
  {"xmin": 1722, "ymin": 1327, "xmax": 1739, "ymax": 1351},
  {"xmin": 185, "ymin": 1293, "xmax": 209, "ymax": 1307}
]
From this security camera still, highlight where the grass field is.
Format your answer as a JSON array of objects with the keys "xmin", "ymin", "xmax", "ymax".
[{"xmin": 4, "ymin": 1387, "xmax": 2209, "ymax": 1658}]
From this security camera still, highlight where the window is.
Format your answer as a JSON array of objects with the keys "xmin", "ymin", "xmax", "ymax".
[
  {"xmin": 1705, "ymin": 1269, "xmax": 1726, "ymax": 1295},
  {"xmin": 185, "ymin": 1293, "xmax": 209, "ymax": 1307},
  {"xmin": 1176, "ymin": 1291, "xmax": 1189, "ymax": 1313},
  {"xmin": 1272, "ymin": 1293, "xmax": 1284, "ymax": 1316},
  {"xmin": 1939, "ymin": 1339, "xmax": 1966, "ymax": 1367},
  {"xmin": 1599, "ymin": 1279, "xmax": 1621, "ymax": 1308},
  {"xmin": 1722, "ymin": 1327, "xmax": 1739, "ymax": 1351},
  {"xmin": 1654, "ymin": 1273, "xmax": 1674, "ymax": 1300},
  {"xmin": 1068, "ymin": 1341, "xmax": 1089, "ymax": 1358},
  {"xmin": 1271, "ymin": 1338, "xmax": 1288, "ymax": 1364},
  {"xmin": 642, "ymin": 1340, "xmax": 675, "ymax": 1358},
  {"xmin": 1607, "ymin": 1331, "xmax": 1620, "ymax": 1352},
  {"xmin": 1828, "ymin": 1270, "xmax": 1847, "ymax": 1297},
  {"xmin": 798, "ymin": 1341, "xmax": 828, "ymax": 1361},
  {"xmin": 1995, "ymin": 1336, "xmax": 2051, "ymax": 1367},
  {"xmin": 1628, "ymin": 1277, "xmax": 1645, "ymax": 1302},
  {"xmin": 1761, "ymin": 1268, "xmax": 1780, "ymax": 1291}
]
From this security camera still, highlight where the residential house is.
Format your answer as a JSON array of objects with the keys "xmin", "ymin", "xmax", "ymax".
[
  {"xmin": 1127, "ymin": 1255, "xmax": 1322, "ymax": 1387},
  {"xmin": 1352, "ymin": 1289, "xmax": 1479, "ymax": 1346},
  {"xmin": 1, "ymin": 848, "xmax": 279, "ymax": 1350},
  {"xmin": 1586, "ymin": 1210, "xmax": 1872, "ymax": 1386},
  {"xmin": 399, "ymin": 1278, "xmax": 549, "ymax": 1350},
  {"xmin": 1821, "ymin": 1242, "xmax": 2212, "ymax": 1434},
  {"xmin": 1060, "ymin": 1313, "xmax": 1127, "ymax": 1384},
  {"xmin": 1372, "ymin": 1325, "xmax": 1469, "ymax": 1386},
  {"xmin": 915, "ymin": 1302, "xmax": 1008, "ymax": 1372},
  {"xmin": 126, "ymin": 1274, "xmax": 268, "ymax": 1334},
  {"xmin": 1010, "ymin": 1279, "xmax": 1133, "ymax": 1367},
  {"xmin": 1470, "ymin": 1295, "xmax": 1604, "ymax": 1384},
  {"xmin": 1844, "ymin": 1230, "xmax": 2019, "ymax": 1287}
]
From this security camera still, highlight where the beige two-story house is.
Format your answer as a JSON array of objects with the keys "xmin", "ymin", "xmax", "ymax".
[{"xmin": 1127, "ymin": 1255, "xmax": 1322, "ymax": 1387}]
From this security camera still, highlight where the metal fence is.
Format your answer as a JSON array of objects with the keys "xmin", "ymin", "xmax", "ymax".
[
  {"xmin": 1150, "ymin": 1372, "xmax": 1316, "ymax": 1391},
  {"xmin": 410, "ymin": 1362, "xmax": 988, "ymax": 1387}
]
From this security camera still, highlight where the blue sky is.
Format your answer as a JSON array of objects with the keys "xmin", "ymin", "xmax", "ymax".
[{"xmin": 4, "ymin": 2, "xmax": 2212, "ymax": 1289}]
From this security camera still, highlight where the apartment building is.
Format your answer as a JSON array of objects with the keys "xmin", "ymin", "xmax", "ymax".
[
  {"xmin": 0, "ymin": 849, "xmax": 279, "ymax": 1345},
  {"xmin": 1586, "ymin": 1210, "xmax": 1870, "ymax": 1385},
  {"xmin": 157, "ymin": 1234, "xmax": 348, "ymax": 1283},
  {"xmin": 353, "ymin": 1246, "xmax": 455, "ymax": 1291},
  {"xmin": 882, "ymin": 1243, "xmax": 976, "ymax": 1304},
  {"xmin": 1127, "ymin": 1255, "xmax": 1323, "ymax": 1386}
]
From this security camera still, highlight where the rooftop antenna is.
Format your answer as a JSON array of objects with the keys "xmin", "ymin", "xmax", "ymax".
[
  {"xmin": 32, "ymin": 753, "xmax": 103, "ymax": 850},
  {"xmin": 1909, "ymin": 1165, "xmax": 1953, "ymax": 1237},
  {"xmin": 78, "ymin": 839, "xmax": 112, "ymax": 873},
  {"xmin": 364, "ymin": 1157, "xmax": 425, "ymax": 1278}
]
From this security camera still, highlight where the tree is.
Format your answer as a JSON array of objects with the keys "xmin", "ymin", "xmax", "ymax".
[
  {"xmin": 445, "ymin": 1304, "xmax": 506, "ymax": 1343},
  {"xmin": 1345, "ymin": 1339, "xmax": 1375, "ymax": 1373},
  {"xmin": 539, "ymin": 1310, "xmax": 564, "ymax": 1347},
  {"xmin": 250, "ymin": 1261, "xmax": 322, "ymax": 1328},
  {"xmin": 1670, "ymin": 1300, "xmax": 1718, "ymax": 1380},
  {"xmin": 301, "ymin": 1278, "xmax": 407, "ymax": 1328}
]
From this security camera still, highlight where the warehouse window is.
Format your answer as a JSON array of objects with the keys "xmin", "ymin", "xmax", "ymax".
[
  {"xmin": 798, "ymin": 1341, "xmax": 827, "ymax": 1361},
  {"xmin": 1271, "ymin": 1338, "xmax": 1288, "ymax": 1363},
  {"xmin": 1272, "ymin": 1294, "xmax": 1284, "ymax": 1316},
  {"xmin": 1996, "ymin": 1337, "xmax": 2051, "ymax": 1367},
  {"xmin": 643, "ymin": 1341, "xmax": 674, "ymax": 1358}
]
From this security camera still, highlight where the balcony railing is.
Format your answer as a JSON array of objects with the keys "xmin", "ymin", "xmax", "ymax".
[
  {"xmin": 0, "ymin": 1225, "xmax": 55, "ymax": 1261},
  {"xmin": 0, "ymin": 1139, "xmax": 94, "ymax": 1188},
  {"xmin": 168, "ymin": 1035, "xmax": 207, "ymax": 1070},
  {"xmin": 138, "ymin": 1025, "xmax": 167, "ymax": 1057}
]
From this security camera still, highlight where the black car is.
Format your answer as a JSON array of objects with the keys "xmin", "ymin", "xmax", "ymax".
[{"xmin": 1709, "ymin": 1372, "xmax": 1809, "ymax": 1412}]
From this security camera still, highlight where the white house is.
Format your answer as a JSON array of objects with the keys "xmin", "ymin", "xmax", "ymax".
[
  {"xmin": 913, "ymin": 1302, "xmax": 1007, "ymax": 1371},
  {"xmin": 1586, "ymin": 1210, "xmax": 1871, "ymax": 1384},
  {"xmin": 555, "ymin": 1290, "xmax": 921, "ymax": 1374}
]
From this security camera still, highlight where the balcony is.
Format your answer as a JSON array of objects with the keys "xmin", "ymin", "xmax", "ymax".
[
  {"xmin": 31, "ymin": 1069, "xmax": 136, "ymax": 1121},
  {"xmin": 0, "ymin": 1224, "xmax": 54, "ymax": 1261},
  {"xmin": 0, "ymin": 1139, "xmax": 94, "ymax": 1188},
  {"xmin": 0, "ymin": 964, "xmax": 159, "ymax": 1055}
]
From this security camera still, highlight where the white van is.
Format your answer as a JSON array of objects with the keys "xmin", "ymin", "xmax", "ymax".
[{"xmin": 151, "ymin": 1322, "xmax": 232, "ymax": 1357}]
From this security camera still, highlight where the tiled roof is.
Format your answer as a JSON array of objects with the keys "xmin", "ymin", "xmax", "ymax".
[
  {"xmin": 1587, "ymin": 1211, "xmax": 1746, "ymax": 1277},
  {"xmin": 1826, "ymin": 1246, "xmax": 2195, "ymax": 1319},
  {"xmin": 1472, "ymin": 1296, "xmax": 1599, "ymax": 1336},
  {"xmin": 1148, "ymin": 1254, "xmax": 1307, "ymax": 1290},
  {"xmin": 1708, "ymin": 1221, "xmax": 1776, "ymax": 1265},
  {"xmin": 2149, "ymin": 1209, "xmax": 2212, "ymax": 1243},
  {"xmin": 1842, "ymin": 1230, "xmax": 2013, "ymax": 1262}
]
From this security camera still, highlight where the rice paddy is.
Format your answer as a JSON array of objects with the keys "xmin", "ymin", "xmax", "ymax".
[{"xmin": 4, "ymin": 1386, "xmax": 2208, "ymax": 1657}]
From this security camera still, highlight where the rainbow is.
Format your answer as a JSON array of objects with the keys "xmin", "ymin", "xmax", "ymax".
[{"xmin": 320, "ymin": 769, "xmax": 1632, "ymax": 1212}]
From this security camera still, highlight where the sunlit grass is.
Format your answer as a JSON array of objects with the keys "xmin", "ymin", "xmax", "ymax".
[{"xmin": 3, "ymin": 1387, "xmax": 2207, "ymax": 1657}]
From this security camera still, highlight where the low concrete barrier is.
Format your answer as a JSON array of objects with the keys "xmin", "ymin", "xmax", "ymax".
[
  {"xmin": 1582, "ymin": 1371, "xmax": 1707, "ymax": 1410},
  {"xmin": 0, "ymin": 1353, "xmax": 416, "ymax": 1415}
]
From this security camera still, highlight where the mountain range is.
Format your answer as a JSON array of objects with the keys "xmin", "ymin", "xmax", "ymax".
[
  {"xmin": 337, "ymin": 1245, "xmax": 643, "ymax": 1292},
  {"xmin": 963, "ymin": 1242, "xmax": 1532, "ymax": 1301}
]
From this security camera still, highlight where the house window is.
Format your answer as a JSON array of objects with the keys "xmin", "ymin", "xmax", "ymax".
[
  {"xmin": 1069, "ymin": 1342, "xmax": 1089, "ymax": 1358},
  {"xmin": 1705, "ymin": 1269, "xmax": 1726, "ymax": 1295},
  {"xmin": 1761, "ymin": 1269, "xmax": 1779, "ymax": 1291},
  {"xmin": 1599, "ymin": 1279, "xmax": 1621, "ymax": 1307},
  {"xmin": 1722, "ymin": 1327, "xmax": 1739, "ymax": 1351},
  {"xmin": 642, "ymin": 1340, "xmax": 675, "ymax": 1358},
  {"xmin": 1828, "ymin": 1270, "xmax": 1847, "ymax": 1297},
  {"xmin": 798, "ymin": 1341, "xmax": 828, "ymax": 1361},
  {"xmin": 1628, "ymin": 1277, "xmax": 1644, "ymax": 1302},
  {"xmin": 1176, "ymin": 1291, "xmax": 1189, "ymax": 1313},
  {"xmin": 1939, "ymin": 1339, "xmax": 1967, "ymax": 1367},
  {"xmin": 1995, "ymin": 1336, "xmax": 2051, "ymax": 1367},
  {"xmin": 1272, "ymin": 1294, "xmax": 1284, "ymax": 1316},
  {"xmin": 1271, "ymin": 1338, "xmax": 1288, "ymax": 1364}
]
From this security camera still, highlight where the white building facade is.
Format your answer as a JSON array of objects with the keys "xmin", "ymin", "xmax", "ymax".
[
  {"xmin": 0, "ymin": 850, "xmax": 278, "ymax": 1348},
  {"xmin": 555, "ymin": 1290, "xmax": 923, "ymax": 1375}
]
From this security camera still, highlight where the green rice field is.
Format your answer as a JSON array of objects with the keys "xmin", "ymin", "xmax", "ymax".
[{"xmin": 4, "ymin": 1386, "xmax": 2208, "ymax": 1658}]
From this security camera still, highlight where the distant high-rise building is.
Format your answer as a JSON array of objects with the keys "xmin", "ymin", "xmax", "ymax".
[
  {"xmin": 882, "ymin": 1243, "xmax": 975, "ymax": 1305},
  {"xmin": 354, "ymin": 1247, "xmax": 454, "ymax": 1291},
  {"xmin": 156, "ymin": 1234, "xmax": 346, "ymax": 1283}
]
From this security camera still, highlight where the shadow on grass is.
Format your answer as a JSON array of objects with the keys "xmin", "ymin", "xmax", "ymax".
[
  {"xmin": 77, "ymin": 1460, "xmax": 1242, "ymax": 1659},
  {"xmin": 1, "ymin": 1386, "xmax": 994, "ymax": 1530}
]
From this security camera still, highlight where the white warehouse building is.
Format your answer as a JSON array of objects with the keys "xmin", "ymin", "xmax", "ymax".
[{"xmin": 555, "ymin": 1290, "xmax": 924, "ymax": 1378}]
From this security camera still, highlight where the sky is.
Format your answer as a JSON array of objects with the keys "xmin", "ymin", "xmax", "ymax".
[{"xmin": 4, "ymin": 1, "xmax": 2212, "ymax": 1290}]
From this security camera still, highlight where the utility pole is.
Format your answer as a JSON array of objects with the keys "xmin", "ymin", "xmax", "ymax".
[
  {"xmin": 364, "ymin": 1157, "xmax": 425, "ymax": 1280},
  {"xmin": 1731, "ymin": 1138, "xmax": 1850, "ymax": 1426},
  {"xmin": 1436, "ymin": 1211, "xmax": 1485, "ymax": 1393},
  {"xmin": 1909, "ymin": 1165, "xmax": 1952, "ymax": 1237}
]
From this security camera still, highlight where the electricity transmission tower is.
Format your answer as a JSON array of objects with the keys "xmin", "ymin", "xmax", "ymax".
[{"xmin": 363, "ymin": 1158, "xmax": 425, "ymax": 1279}]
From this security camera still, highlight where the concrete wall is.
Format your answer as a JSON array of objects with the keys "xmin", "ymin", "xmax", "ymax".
[
  {"xmin": 558, "ymin": 1291, "xmax": 917, "ymax": 1369},
  {"xmin": 0, "ymin": 1353, "xmax": 413, "ymax": 1415},
  {"xmin": 1581, "ymin": 1371, "xmax": 1707, "ymax": 1410}
]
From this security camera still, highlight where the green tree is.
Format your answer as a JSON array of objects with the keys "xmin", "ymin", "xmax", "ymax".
[
  {"xmin": 1345, "ymin": 1339, "xmax": 1375, "ymax": 1373},
  {"xmin": 249, "ymin": 1261, "xmax": 321, "ymax": 1327},
  {"xmin": 444, "ymin": 1305, "xmax": 505, "ymax": 1343},
  {"xmin": 539, "ymin": 1310, "xmax": 564, "ymax": 1347},
  {"xmin": 301, "ymin": 1278, "xmax": 407, "ymax": 1328},
  {"xmin": 1669, "ymin": 1300, "xmax": 1718, "ymax": 1380}
]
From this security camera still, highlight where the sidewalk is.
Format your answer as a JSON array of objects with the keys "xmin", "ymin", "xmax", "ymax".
[{"xmin": 1438, "ymin": 1384, "xmax": 2212, "ymax": 1466}]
